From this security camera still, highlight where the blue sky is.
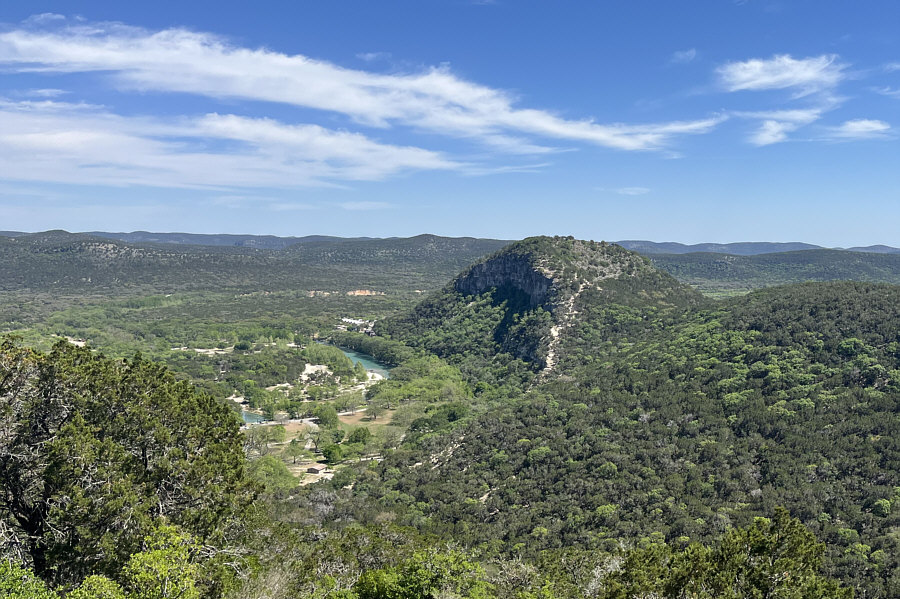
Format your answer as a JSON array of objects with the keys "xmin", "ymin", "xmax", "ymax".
[{"xmin": 0, "ymin": 1, "xmax": 898, "ymax": 244}]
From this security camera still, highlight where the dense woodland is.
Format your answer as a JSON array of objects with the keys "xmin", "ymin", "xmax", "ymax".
[
  {"xmin": 651, "ymin": 250, "xmax": 900, "ymax": 297},
  {"xmin": 3, "ymin": 234, "xmax": 900, "ymax": 597}
]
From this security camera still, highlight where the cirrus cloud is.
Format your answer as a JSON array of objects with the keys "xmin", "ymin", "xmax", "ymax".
[
  {"xmin": 669, "ymin": 48, "xmax": 697, "ymax": 65},
  {"xmin": 0, "ymin": 99, "xmax": 459, "ymax": 189},
  {"xmin": 827, "ymin": 119, "xmax": 891, "ymax": 140},
  {"xmin": 0, "ymin": 20, "xmax": 723, "ymax": 153},
  {"xmin": 717, "ymin": 54, "xmax": 846, "ymax": 97},
  {"xmin": 721, "ymin": 55, "xmax": 852, "ymax": 145},
  {"xmin": 734, "ymin": 107, "xmax": 827, "ymax": 146},
  {"xmin": 615, "ymin": 187, "xmax": 651, "ymax": 196}
]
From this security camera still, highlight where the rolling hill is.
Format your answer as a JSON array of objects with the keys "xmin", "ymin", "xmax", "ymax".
[
  {"xmin": 0, "ymin": 231, "xmax": 510, "ymax": 294},
  {"xmin": 329, "ymin": 236, "xmax": 900, "ymax": 597},
  {"xmin": 650, "ymin": 249, "xmax": 900, "ymax": 296},
  {"xmin": 616, "ymin": 240, "xmax": 900, "ymax": 255},
  {"xmin": 615, "ymin": 239, "xmax": 824, "ymax": 255}
]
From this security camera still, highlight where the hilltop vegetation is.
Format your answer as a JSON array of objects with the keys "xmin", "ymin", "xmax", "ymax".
[{"xmin": 379, "ymin": 237, "xmax": 702, "ymax": 393}]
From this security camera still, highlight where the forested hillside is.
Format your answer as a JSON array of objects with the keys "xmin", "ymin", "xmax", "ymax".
[
  {"xmin": 322, "ymin": 239, "xmax": 900, "ymax": 597},
  {"xmin": 378, "ymin": 237, "xmax": 704, "ymax": 391},
  {"xmin": 651, "ymin": 249, "xmax": 900, "ymax": 296},
  {"xmin": 0, "ymin": 231, "xmax": 509, "ymax": 294}
]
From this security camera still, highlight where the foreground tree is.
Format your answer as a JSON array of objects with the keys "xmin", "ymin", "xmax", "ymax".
[
  {"xmin": 1, "ymin": 526, "xmax": 203, "ymax": 599},
  {"xmin": 354, "ymin": 548, "xmax": 493, "ymax": 599},
  {"xmin": 0, "ymin": 338, "xmax": 256, "ymax": 586},
  {"xmin": 0, "ymin": 560, "xmax": 58, "ymax": 599},
  {"xmin": 602, "ymin": 508, "xmax": 852, "ymax": 599},
  {"xmin": 122, "ymin": 526, "xmax": 200, "ymax": 599}
]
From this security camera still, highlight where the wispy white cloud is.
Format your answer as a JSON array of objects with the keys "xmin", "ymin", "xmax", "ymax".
[
  {"xmin": 721, "ymin": 56, "xmax": 850, "ymax": 145},
  {"xmin": 717, "ymin": 54, "xmax": 845, "ymax": 97},
  {"xmin": 0, "ymin": 99, "xmax": 459, "ymax": 189},
  {"xmin": 356, "ymin": 51, "xmax": 391, "ymax": 62},
  {"xmin": 463, "ymin": 162, "xmax": 552, "ymax": 176},
  {"xmin": 746, "ymin": 116, "xmax": 891, "ymax": 145},
  {"xmin": 735, "ymin": 107, "xmax": 826, "ymax": 145},
  {"xmin": 209, "ymin": 194, "xmax": 291, "ymax": 209},
  {"xmin": 615, "ymin": 187, "xmax": 650, "ymax": 196},
  {"xmin": 22, "ymin": 13, "xmax": 66, "ymax": 25},
  {"xmin": 339, "ymin": 201, "xmax": 392, "ymax": 211},
  {"xmin": 749, "ymin": 120, "xmax": 800, "ymax": 145},
  {"xmin": 478, "ymin": 134, "xmax": 561, "ymax": 155},
  {"xmin": 595, "ymin": 186, "xmax": 652, "ymax": 195},
  {"xmin": 827, "ymin": 119, "xmax": 891, "ymax": 140},
  {"xmin": 267, "ymin": 202, "xmax": 318, "ymax": 211},
  {"xmin": 734, "ymin": 108, "xmax": 826, "ymax": 122},
  {"xmin": 23, "ymin": 88, "xmax": 69, "ymax": 98},
  {"xmin": 0, "ymin": 21, "xmax": 723, "ymax": 152},
  {"xmin": 194, "ymin": 113, "xmax": 456, "ymax": 179},
  {"xmin": 874, "ymin": 86, "xmax": 900, "ymax": 99},
  {"xmin": 670, "ymin": 48, "xmax": 697, "ymax": 64}
]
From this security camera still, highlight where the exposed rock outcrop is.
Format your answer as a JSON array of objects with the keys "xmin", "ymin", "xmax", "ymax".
[{"xmin": 455, "ymin": 254, "xmax": 554, "ymax": 309}]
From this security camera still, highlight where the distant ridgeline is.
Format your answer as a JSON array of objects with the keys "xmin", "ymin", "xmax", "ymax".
[
  {"xmin": 0, "ymin": 230, "xmax": 510, "ymax": 294},
  {"xmin": 615, "ymin": 239, "xmax": 900, "ymax": 255},
  {"xmin": 2, "ymin": 231, "xmax": 895, "ymax": 255},
  {"xmin": 615, "ymin": 240, "xmax": 900, "ymax": 296},
  {"xmin": 3, "ymin": 231, "xmax": 900, "ymax": 298},
  {"xmin": 649, "ymin": 249, "xmax": 900, "ymax": 296}
]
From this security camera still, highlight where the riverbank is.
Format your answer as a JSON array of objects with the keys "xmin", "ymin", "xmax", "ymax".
[{"xmin": 238, "ymin": 344, "xmax": 392, "ymax": 423}]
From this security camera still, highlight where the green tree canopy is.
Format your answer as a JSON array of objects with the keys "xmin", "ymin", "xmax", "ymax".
[
  {"xmin": 0, "ymin": 338, "xmax": 256, "ymax": 586},
  {"xmin": 313, "ymin": 404, "xmax": 340, "ymax": 429},
  {"xmin": 602, "ymin": 508, "xmax": 852, "ymax": 599},
  {"xmin": 0, "ymin": 561, "xmax": 58, "ymax": 599}
]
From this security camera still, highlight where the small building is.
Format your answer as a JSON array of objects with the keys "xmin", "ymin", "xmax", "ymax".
[{"xmin": 306, "ymin": 464, "xmax": 328, "ymax": 474}]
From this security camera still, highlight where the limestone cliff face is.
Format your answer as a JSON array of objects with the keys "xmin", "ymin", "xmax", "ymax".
[
  {"xmin": 454, "ymin": 253, "xmax": 554, "ymax": 309},
  {"xmin": 450, "ymin": 250, "xmax": 558, "ymax": 367}
]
